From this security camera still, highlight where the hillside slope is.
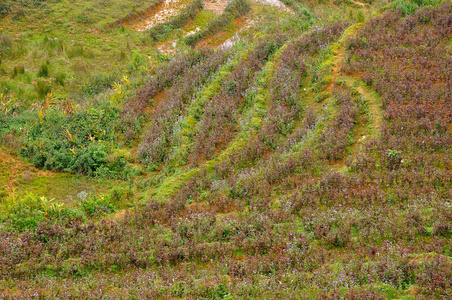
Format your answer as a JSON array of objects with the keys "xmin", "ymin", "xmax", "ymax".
[{"xmin": 1, "ymin": 0, "xmax": 452, "ymax": 298}]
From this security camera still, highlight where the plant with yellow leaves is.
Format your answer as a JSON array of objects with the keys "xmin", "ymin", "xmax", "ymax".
[
  {"xmin": 44, "ymin": 92, "xmax": 53, "ymax": 110},
  {"xmin": 112, "ymin": 82, "xmax": 122, "ymax": 95},
  {"xmin": 38, "ymin": 109, "xmax": 45, "ymax": 124},
  {"xmin": 39, "ymin": 196, "xmax": 64, "ymax": 218},
  {"xmin": 66, "ymin": 129, "xmax": 76, "ymax": 143}
]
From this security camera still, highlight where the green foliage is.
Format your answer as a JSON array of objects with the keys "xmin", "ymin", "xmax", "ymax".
[
  {"xmin": 1, "ymin": 194, "xmax": 86, "ymax": 230},
  {"xmin": 80, "ymin": 194, "xmax": 115, "ymax": 216},
  {"xmin": 0, "ymin": 34, "xmax": 12, "ymax": 57},
  {"xmin": 391, "ymin": 0, "xmax": 445, "ymax": 15},
  {"xmin": 76, "ymin": 12, "xmax": 93, "ymax": 24},
  {"xmin": 12, "ymin": 106, "xmax": 131, "ymax": 178},
  {"xmin": 82, "ymin": 73, "xmax": 117, "ymax": 95},
  {"xmin": 127, "ymin": 50, "xmax": 147, "ymax": 72},
  {"xmin": 5, "ymin": 194, "xmax": 46, "ymax": 230}
]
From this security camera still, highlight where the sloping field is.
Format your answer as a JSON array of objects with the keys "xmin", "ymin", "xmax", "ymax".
[{"xmin": 1, "ymin": 0, "xmax": 452, "ymax": 298}]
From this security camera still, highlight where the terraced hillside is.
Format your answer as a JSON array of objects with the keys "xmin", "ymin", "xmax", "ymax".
[{"xmin": 1, "ymin": 0, "xmax": 452, "ymax": 298}]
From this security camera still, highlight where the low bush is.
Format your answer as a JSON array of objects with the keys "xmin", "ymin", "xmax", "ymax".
[
  {"xmin": 12, "ymin": 105, "xmax": 133, "ymax": 178},
  {"xmin": 82, "ymin": 73, "xmax": 117, "ymax": 95},
  {"xmin": 391, "ymin": 0, "xmax": 445, "ymax": 15},
  {"xmin": 1, "ymin": 194, "xmax": 86, "ymax": 230},
  {"xmin": 105, "ymin": 0, "xmax": 164, "ymax": 29},
  {"xmin": 80, "ymin": 194, "xmax": 116, "ymax": 216}
]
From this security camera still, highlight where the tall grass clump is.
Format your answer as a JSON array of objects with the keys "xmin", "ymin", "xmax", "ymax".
[
  {"xmin": 0, "ymin": 34, "xmax": 12, "ymax": 57},
  {"xmin": 55, "ymin": 72, "xmax": 66, "ymax": 86},
  {"xmin": 11, "ymin": 65, "xmax": 25, "ymax": 78},
  {"xmin": 35, "ymin": 80, "xmax": 51, "ymax": 98},
  {"xmin": 37, "ymin": 63, "xmax": 49, "ymax": 77}
]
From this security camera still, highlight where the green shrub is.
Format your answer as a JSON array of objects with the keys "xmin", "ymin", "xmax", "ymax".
[
  {"xmin": 391, "ymin": 0, "xmax": 445, "ymax": 15},
  {"xmin": 60, "ymin": 206, "xmax": 87, "ymax": 222},
  {"xmin": 1, "ymin": 194, "xmax": 67, "ymax": 230},
  {"xmin": 82, "ymin": 73, "xmax": 117, "ymax": 95},
  {"xmin": 17, "ymin": 106, "xmax": 128, "ymax": 177},
  {"xmin": 127, "ymin": 50, "xmax": 147, "ymax": 72},
  {"xmin": 3, "ymin": 194, "xmax": 88, "ymax": 230},
  {"xmin": 10, "ymin": 207, "xmax": 45, "ymax": 230},
  {"xmin": 80, "ymin": 194, "xmax": 116, "ymax": 216}
]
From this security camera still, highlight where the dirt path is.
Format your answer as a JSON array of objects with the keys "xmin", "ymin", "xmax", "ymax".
[
  {"xmin": 253, "ymin": 0, "xmax": 293, "ymax": 12},
  {"xmin": 204, "ymin": 0, "xmax": 233, "ymax": 14},
  {"xmin": 131, "ymin": 0, "xmax": 186, "ymax": 31},
  {"xmin": 326, "ymin": 23, "xmax": 383, "ymax": 170},
  {"xmin": 349, "ymin": 0, "xmax": 366, "ymax": 6}
]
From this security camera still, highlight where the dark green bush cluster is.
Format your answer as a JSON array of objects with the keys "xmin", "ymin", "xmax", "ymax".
[
  {"xmin": 16, "ymin": 106, "xmax": 130, "ymax": 178},
  {"xmin": 148, "ymin": 0, "xmax": 203, "ymax": 41},
  {"xmin": 185, "ymin": 0, "xmax": 251, "ymax": 46},
  {"xmin": 0, "ymin": 3, "xmax": 11, "ymax": 19},
  {"xmin": 1, "ymin": 194, "xmax": 87, "ymax": 231},
  {"xmin": 80, "ymin": 194, "xmax": 116, "ymax": 216}
]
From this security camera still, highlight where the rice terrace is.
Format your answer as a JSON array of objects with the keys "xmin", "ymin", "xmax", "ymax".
[{"xmin": 1, "ymin": 0, "xmax": 452, "ymax": 298}]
